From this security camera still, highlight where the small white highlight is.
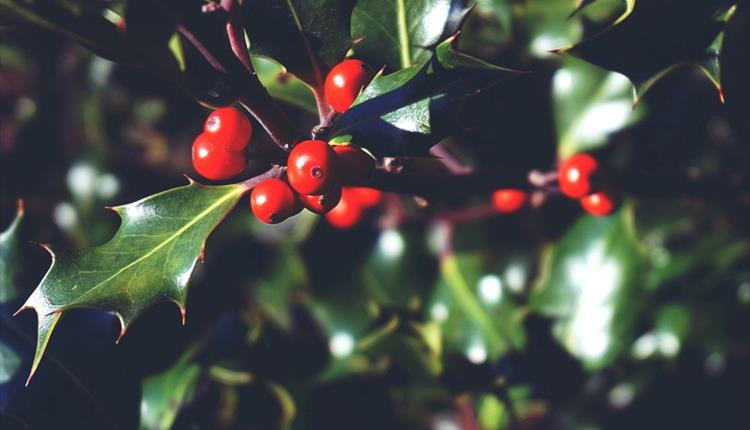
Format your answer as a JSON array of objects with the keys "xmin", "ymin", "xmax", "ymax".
[
  {"xmin": 632, "ymin": 333, "xmax": 658, "ymax": 359},
  {"xmin": 329, "ymin": 332, "xmax": 355, "ymax": 358},
  {"xmin": 658, "ymin": 331, "xmax": 680, "ymax": 357},
  {"xmin": 430, "ymin": 302, "xmax": 449, "ymax": 322},
  {"xmin": 466, "ymin": 342, "xmax": 487, "ymax": 364},
  {"xmin": 333, "ymin": 75, "xmax": 345, "ymax": 87},
  {"xmin": 608, "ymin": 382, "xmax": 635, "ymax": 410},
  {"xmin": 67, "ymin": 163, "xmax": 97, "ymax": 199},
  {"xmin": 530, "ymin": 34, "xmax": 569, "ymax": 57},
  {"xmin": 737, "ymin": 282, "xmax": 750, "ymax": 304},
  {"xmin": 96, "ymin": 173, "xmax": 120, "ymax": 199},
  {"xmin": 576, "ymin": 100, "xmax": 631, "ymax": 142},
  {"xmin": 553, "ymin": 69, "xmax": 575, "ymax": 94},
  {"xmin": 378, "ymin": 229, "xmax": 405, "ymax": 259},
  {"xmin": 504, "ymin": 263, "xmax": 526, "ymax": 293},
  {"xmin": 478, "ymin": 275, "xmax": 503, "ymax": 304},
  {"xmin": 53, "ymin": 202, "xmax": 78, "ymax": 229}
]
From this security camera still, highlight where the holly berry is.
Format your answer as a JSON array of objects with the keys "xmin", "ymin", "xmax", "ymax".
[
  {"xmin": 325, "ymin": 188, "xmax": 363, "ymax": 229},
  {"xmin": 250, "ymin": 178, "xmax": 301, "ymax": 224},
  {"xmin": 580, "ymin": 190, "xmax": 619, "ymax": 217},
  {"xmin": 492, "ymin": 189, "xmax": 527, "ymax": 213},
  {"xmin": 348, "ymin": 187, "xmax": 383, "ymax": 208},
  {"xmin": 301, "ymin": 186, "xmax": 342, "ymax": 214},
  {"xmin": 324, "ymin": 59, "xmax": 373, "ymax": 113},
  {"xmin": 287, "ymin": 139, "xmax": 339, "ymax": 195},
  {"xmin": 333, "ymin": 144, "xmax": 376, "ymax": 184},
  {"xmin": 203, "ymin": 107, "xmax": 252, "ymax": 151},
  {"xmin": 192, "ymin": 133, "xmax": 246, "ymax": 180},
  {"xmin": 558, "ymin": 153, "xmax": 601, "ymax": 199}
]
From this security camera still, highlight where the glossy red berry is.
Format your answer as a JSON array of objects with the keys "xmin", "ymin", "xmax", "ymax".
[
  {"xmin": 326, "ymin": 188, "xmax": 364, "ymax": 229},
  {"xmin": 324, "ymin": 59, "xmax": 373, "ymax": 113},
  {"xmin": 348, "ymin": 187, "xmax": 383, "ymax": 208},
  {"xmin": 203, "ymin": 107, "xmax": 252, "ymax": 151},
  {"xmin": 580, "ymin": 190, "xmax": 619, "ymax": 217},
  {"xmin": 192, "ymin": 133, "xmax": 246, "ymax": 180},
  {"xmin": 492, "ymin": 189, "xmax": 527, "ymax": 213},
  {"xmin": 301, "ymin": 186, "xmax": 342, "ymax": 214},
  {"xmin": 250, "ymin": 178, "xmax": 301, "ymax": 224},
  {"xmin": 333, "ymin": 145, "xmax": 376, "ymax": 184},
  {"xmin": 287, "ymin": 140, "xmax": 339, "ymax": 195},
  {"xmin": 559, "ymin": 153, "xmax": 601, "ymax": 199}
]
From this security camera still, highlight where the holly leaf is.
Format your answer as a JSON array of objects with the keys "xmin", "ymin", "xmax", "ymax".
[
  {"xmin": 16, "ymin": 180, "xmax": 247, "ymax": 383},
  {"xmin": 333, "ymin": 34, "xmax": 522, "ymax": 156},
  {"xmin": 428, "ymin": 253, "xmax": 525, "ymax": 364},
  {"xmin": 252, "ymin": 56, "xmax": 318, "ymax": 114},
  {"xmin": 530, "ymin": 205, "xmax": 647, "ymax": 369},
  {"xmin": 350, "ymin": 0, "xmax": 468, "ymax": 70},
  {"xmin": 244, "ymin": 0, "xmax": 357, "ymax": 90},
  {"xmin": 561, "ymin": 0, "xmax": 737, "ymax": 102},
  {"xmin": 140, "ymin": 346, "xmax": 202, "ymax": 430},
  {"xmin": 553, "ymin": 57, "xmax": 645, "ymax": 157},
  {"xmin": 0, "ymin": 200, "xmax": 23, "ymax": 304}
]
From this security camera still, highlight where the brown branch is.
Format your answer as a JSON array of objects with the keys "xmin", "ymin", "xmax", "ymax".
[
  {"xmin": 239, "ymin": 165, "xmax": 285, "ymax": 191},
  {"xmin": 221, "ymin": 0, "xmax": 254, "ymax": 73}
]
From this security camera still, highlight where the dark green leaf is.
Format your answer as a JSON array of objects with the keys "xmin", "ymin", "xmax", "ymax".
[
  {"xmin": 350, "ymin": 0, "xmax": 466, "ymax": 70},
  {"xmin": 428, "ymin": 253, "xmax": 526, "ymax": 363},
  {"xmin": 0, "ymin": 200, "xmax": 23, "ymax": 304},
  {"xmin": 563, "ymin": 0, "xmax": 735, "ymax": 102},
  {"xmin": 140, "ymin": 347, "xmax": 202, "ymax": 430},
  {"xmin": 18, "ymin": 180, "xmax": 246, "ymax": 382},
  {"xmin": 552, "ymin": 57, "xmax": 644, "ymax": 157},
  {"xmin": 244, "ymin": 0, "xmax": 356, "ymax": 89},
  {"xmin": 531, "ymin": 205, "xmax": 647, "ymax": 369},
  {"xmin": 254, "ymin": 245, "xmax": 308, "ymax": 331},
  {"xmin": 252, "ymin": 56, "xmax": 318, "ymax": 114},
  {"xmin": 333, "ymin": 34, "xmax": 522, "ymax": 155}
]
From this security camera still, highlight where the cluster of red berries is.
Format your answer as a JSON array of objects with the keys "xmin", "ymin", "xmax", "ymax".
[
  {"xmin": 558, "ymin": 153, "xmax": 619, "ymax": 216},
  {"xmin": 191, "ymin": 58, "xmax": 379, "ymax": 227},
  {"xmin": 490, "ymin": 154, "xmax": 618, "ymax": 217}
]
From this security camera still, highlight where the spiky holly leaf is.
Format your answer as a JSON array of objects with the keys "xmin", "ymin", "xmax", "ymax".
[
  {"xmin": 333, "ymin": 33, "xmax": 522, "ymax": 156},
  {"xmin": 350, "ymin": 0, "xmax": 468, "ymax": 70},
  {"xmin": 243, "ymin": 0, "xmax": 357, "ymax": 92},
  {"xmin": 0, "ymin": 200, "xmax": 23, "ymax": 304},
  {"xmin": 561, "ymin": 0, "xmax": 736, "ymax": 103},
  {"xmin": 16, "ymin": 180, "xmax": 249, "ymax": 383}
]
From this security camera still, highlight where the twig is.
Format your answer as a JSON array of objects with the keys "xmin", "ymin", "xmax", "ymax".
[
  {"xmin": 177, "ymin": 24, "xmax": 227, "ymax": 74},
  {"xmin": 239, "ymin": 165, "xmax": 285, "ymax": 190},
  {"xmin": 430, "ymin": 143, "xmax": 473, "ymax": 174},
  {"xmin": 221, "ymin": 0, "xmax": 254, "ymax": 73}
]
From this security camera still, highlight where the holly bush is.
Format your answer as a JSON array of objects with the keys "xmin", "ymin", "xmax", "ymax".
[{"xmin": 1, "ymin": 0, "xmax": 749, "ymax": 429}]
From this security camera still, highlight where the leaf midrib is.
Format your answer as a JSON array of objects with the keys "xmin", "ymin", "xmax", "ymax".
[
  {"xmin": 69, "ymin": 187, "xmax": 242, "ymax": 304},
  {"xmin": 395, "ymin": 0, "xmax": 411, "ymax": 68}
]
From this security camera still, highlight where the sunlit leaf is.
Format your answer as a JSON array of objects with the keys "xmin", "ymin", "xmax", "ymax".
[
  {"xmin": 17, "ymin": 181, "xmax": 247, "ymax": 382},
  {"xmin": 531, "ymin": 205, "xmax": 647, "ymax": 369},
  {"xmin": 0, "ymin": 200, "xmax": 23, "ymax": 304},
  {"xmin": 140, "ymin": 347, "xmax": 202, "ymax": 430}
]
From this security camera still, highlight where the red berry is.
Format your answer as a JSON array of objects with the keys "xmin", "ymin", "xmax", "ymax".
[
  {"xmin": 192, "ymin": 133, "xmax": 246, "ymax": 180},
  {"xmin": 580, "ymin": 190, "xmax": 619, "ymax": 217},
  {"xmin": 348, "ymin": 187, "xmax": 383, "ymax": 208},
  {"xmin": 324, "ymin": 59, "xmax": 373, "ymax": 113},
  {"xmin": 325, "ymin": 188, "xmax": 363, "ymax": 229},
  {"xmin": 301, "ymin": 186, "xmax": 342, "ymax": 214},
  {"xmin": 492, "ymin": 189, "xmax": 527, "ymax": 213},
  {"xmin": 333, "ymin": 145, "xmax": 376, "ymax": 184},
  {"xmin": 559, "ymin": 153, "xmax": 601, "ymax": 199},
  {"xmin": 287, "ymin": 140, "xmax": 339, "ymax": 195},
  {"xmin": 204, "ymin": 107, "xmax": 252, "ymax": 151},
  {"xmin": 250, "ymin": 178, "xmax": 301, "ymax": 224}
]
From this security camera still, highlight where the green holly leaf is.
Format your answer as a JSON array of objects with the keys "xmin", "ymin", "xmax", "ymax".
[
  {"xmin": 0, "ymin": 200, "xmax": 23, "ymax": 304},
  {"xmin": 553, "ymin": 57, "xmax": 645, "ymax": 157},
  {"xmin": 252, "ymin": 56, "xmax": 318, "ymax": 114},
  {"xmin": 244, "ymin": 0, "xmax": 356, "ymax": 90},
  {"xmin": 17, "ymin": 180, "xmax": 248, "ymax": 383},
  {"xmin": 530, "ymin": 205, "xmax": 648, "ymax": 369},
  {"xmin": 333, "ymin": 34, "xmax": 522, "ymax": 155},
  {"xmin": 428, "ymin": 253, "xmax": 525, "ymax": 364},
  {"xmin": 140, "ymin": 346, "xmax": 202, "ymax": 430},
  {"xmin": 253, "ymin": 245, "xmax": 309, "ymax": 331},
  {"xmin": 562, "ymin": 0, "xmax": 736, "ymax": 102},
  {"xmin": 350, "ymin": 0, "xmax": 467, "ymax": 70}
]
